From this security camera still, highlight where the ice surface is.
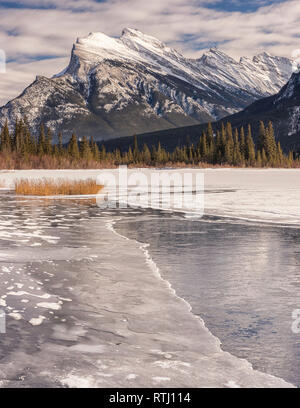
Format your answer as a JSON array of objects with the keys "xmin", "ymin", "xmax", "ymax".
[
  {"xmin": 0, "ymin": 169, "xmax": 297, "ymax": 387},
  {"xmin": 4, "ymin": 168, "xmax": 300, "ymax": 225}
]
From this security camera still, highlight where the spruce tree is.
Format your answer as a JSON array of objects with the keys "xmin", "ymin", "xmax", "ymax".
[
  {"xmin": 80, "ymin": 136, "xmax": 92, "ymax": 161},
  {"xmin": 240, "ymin": 126, "xmax": 246, "ymax": 159},
  {"xmin": 225, "ymin": 122, "xmax": 234, "ymax": 164},
  {"xmin": 133, "ymin": 135, "xmax": 139, "ymax": 162},
  {"xmin": 261, "ymin": 148, "xmax": 267, "ymax": 166},
  {"xmin": 256, "ymin": 150, "xmax": 262, "ymax": 167},
  {"xmin": 266, "ymin": 121, "xmax": 277, "ymax": 163},
  {"xmin": 58, "ymin": 132, "xmax": 64, "ymax": 156},
  {"xmin": 45, "ymin": 128, "xmax": 53, "ymax": 155},
  {"xmin": 37, "ymin": 124, "xmax": 46, "ymax": 155},
  {"xmin": 53, "ymin": 144, "xmax": 59, "ymax": 158},
  {"xmin": 288, "ymin": 151, "xmax": 294, "ymax": 167},
  {"xmin": 68, "ymin": 133, "xmax": 80, "ymax": 160},
  {"xmin": 214, "ymin": 130, "xmax": 221, "ymax": 163},
  {"xmin": 127, "ymin": 146, "xmax": 133, "ymax": 164},
  {"xmin": 0, "ymin": 120, "xmax": 11, "ymax": 152},
  {"xmin": 207, "ymin": 123, "xmax": 214, "ymax": 145},
  {"xmin": 93, "ymin": 142, "xmax": 100, "ymax": 161},
  {"xmin": 100, "ymin": 145, "xmax": 107, "ymax": 162},
  {"xmin": 200, "ymin": 131, "xmax": 208, "ymax": 161},
  {"xmin": 142, "ymin": 143, "xmax": 151, "ymax": 164},
  {"xmin": 233, "ymin": 128, "xmax": 242, "ymax": 166},
  {"xmin": 258, "ymin": 121, "xmax": 266, "ymax": 152},
  {"xmin": 277, "ymin": 142, "xmax": 284, "ymax": 167},
  {"xmin": 246, "ymin": 124, "xmax": 256, "ymax": 165}
]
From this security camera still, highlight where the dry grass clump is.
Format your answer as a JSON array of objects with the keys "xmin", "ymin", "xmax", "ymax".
[{"xmin": 15, "ymin": 178, "xmax": 103, "ymax": 196}]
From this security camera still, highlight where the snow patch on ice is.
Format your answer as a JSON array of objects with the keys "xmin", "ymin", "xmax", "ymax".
[
  {"xmin": 37, "ymin": 302, "xmax": 62, "ymax": 311},
  {"xmin": 8, "ymin": 312, "xmax": 22, "ymax": 320},
  {"xmin": 29, "ymin": 316, "xmax": 46, "ymax": 326}
]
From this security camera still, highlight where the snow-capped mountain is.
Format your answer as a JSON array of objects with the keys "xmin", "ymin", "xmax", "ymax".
[
  {"xmin": 0, "ymin": 28, "xmax": 296, "ymax": 140},
  {"xmin": 224, "ymin": 69, "xmax": 300, "ymax": 151}
]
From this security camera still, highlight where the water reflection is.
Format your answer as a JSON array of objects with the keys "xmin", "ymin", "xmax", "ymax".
[{"xmin": 116, "ymin": 214, "xmax": 300, "ymax": 387}]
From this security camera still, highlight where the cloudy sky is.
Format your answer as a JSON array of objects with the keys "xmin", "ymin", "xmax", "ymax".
[{"xmin": 0, "ymin": 0, "xmax": 299, "ymax": 105}]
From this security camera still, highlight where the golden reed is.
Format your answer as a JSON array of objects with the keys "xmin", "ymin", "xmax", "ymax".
[{"xmin": 15, "ymin": 178, "xmax": 103, "ymax": 196}]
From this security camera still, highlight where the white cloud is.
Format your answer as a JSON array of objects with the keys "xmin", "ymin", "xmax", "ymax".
[
  {"xmin": 0, "ymin": 0, "xmax": 299, "ymax": 105},
  {"xmin": 0, "ymin": 58, "xmax": 68, "ymax": 106}
]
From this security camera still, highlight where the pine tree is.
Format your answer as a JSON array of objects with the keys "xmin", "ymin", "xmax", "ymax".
[
  {"xmin": 68, "ymin": 133, "xmax": 80, "ymax": 160},
  {"xmin": 142, "ymin": 143, "xmax": 151, "ymax": 164},
  {"xmin": 24, "ymin": 124, "xmax": 35, "ymax": 155},
  {"xmin": 80, "ymin": 136, "xmax": 92, "ymax": 161},
  {"xmin": 266, "ymin": 121, "xmax": 277, "ymax": 163},
  {"xmin": 58, "ymin": 132, "xmax": 64, "ymax": 156},
  {"xmin": 155, "ymin": 142, "xmax": 163, "ymax": 163},
  {"xmin": 224, "ymin": 122, "xmax": 234, "ymax": 164},
  {"xmin": 240, "ymin": 126, "xmax": 246, "ymax": 159},
  {"xmin": 45, "ymin": 128, "xmax": 52, "ymax": 155},
  {"xmin": 133, "ymin": 135, "xmax": 139, "ymax": 162},
  {"xmin": 233, "ymin": 128, "xmax": 242, "ymax": 166},
  {"xmin": 12, "ymin": 119, "xmax": 21, "ymax": 153},
  {"xmin": 114, "ymin": 148, "xmax": 122, "ymax": 164},
  {"xmin": 0, "ymin": 120, "xmax": 11, "ymax": 152},
  {"xmin": 218, "ymin": 123, "xmax": 226, "ymax": 163},
  {"xmin": 261, "ymin": 148, "xmax": 267, "ymax": 166},
  {"xmin": 207, "ymin": 123, "xmax": 214, "ymax": 145},
  {"xmin": 100, "ymin": 145, "xmax": 107, "ymax": 162},
  {"xmin": 188, "ymin": 144, "xmax": 194, "ymax": 163},
  {"xmin": 200, "ymin": 131, "xmax": 208, "ymax": 160},
  {"xmin": 214, "ymin": 130, "xmax": 221, "ymax": 163},
  {"xmin": 37, "ymin": 124, "xmax": 46, "ymax": 155},
  {"xmin": 246, "ymin": 124, "xmax": 256, "ymax": 165},
  {"xmin": 20, "ymin": 123, "xmax": 32, "ymax": 158},
  {"xmin": 92, "ymin": 142, "xmax": 100, "ymax": 161},
  {"xmin": 53, "ymin": 144, "xmax": 59, "ymax": 158},
  {"xmin": 256, "ymin": 150, "xmax": 262, "ymax": 167},
  {"xmin": 258, "ymin": 121, "xmax": 266, "ymax": 152},
  {"xmin": 277, "ymin": 142, "xmax": 284, "ymax": 167},
  {"xmin": 288, "ymin": 151, "xmax": 294, "ymax": 167},
  {"xmin": 127, "ymin": 146, "xmax": 133, "ymax": 164}
]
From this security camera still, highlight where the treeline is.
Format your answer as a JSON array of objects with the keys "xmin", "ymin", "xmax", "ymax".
[{"xmin": 0, "ymin": 119, "xmax": 298, "ymax": 169}]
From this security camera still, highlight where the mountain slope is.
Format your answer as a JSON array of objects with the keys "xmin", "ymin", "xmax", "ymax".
[
  {"xmin": 104, "ymin": 70, "xmax": 300, "ymax": 153},
  {"xmin": 224, "ymin": 69, "xmax": 300, "ymax": 151},
  {"xmin": 0, "ymin": 28, "xmax": 296, "ymax": 141}
]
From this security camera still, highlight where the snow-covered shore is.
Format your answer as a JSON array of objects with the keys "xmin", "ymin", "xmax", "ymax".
[{"xmin": 3, "ymin": 168, "xmax": 300, "ymax": 225}]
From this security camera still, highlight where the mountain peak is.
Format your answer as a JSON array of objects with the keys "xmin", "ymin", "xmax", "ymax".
[
  {"xmin": 76, "ymin": 31, "xmax": 122, "ymax": 51},
  {"xmin": 121, "ymin": 27, "xmax": 169, "ymax": 51},
  {"xmin": 199, "ymin": 47, "xmax": 237, "ymax": 65},
  {"xmin": 208, "ymin": 47, "xmax": 226, "ymax": 54},
  {"xmin": 121, "ymin": 27, "xmax": 143, "ymax": 37},
  {"xmin": 0, "ymin": 29, "xmax": 296, "ymax": 142}
]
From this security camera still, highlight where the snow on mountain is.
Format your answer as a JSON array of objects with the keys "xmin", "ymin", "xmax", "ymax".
[
  {"xmin": 207, "ymin": 69, "xmax": 300, "ymax": 151},
  {"xmin": 196, "ymin": 49, "xmax": 294, "ymax": 98},
  {"xmin": 0, "ymin": 28, "xmax": 296, "ymax": 141}
]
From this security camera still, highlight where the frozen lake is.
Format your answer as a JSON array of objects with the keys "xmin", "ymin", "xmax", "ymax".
[
  {"xmin": 0, "ymin": 168, "xmax": 299, "ymax": 387},
  {"xmin": 116, "ymin": 212, "xmax": 300, "ymax": 387}
]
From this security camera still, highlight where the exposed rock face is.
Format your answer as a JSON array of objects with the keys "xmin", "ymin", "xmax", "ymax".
[{"xmin": 0, "ymin": 28, "xmax": 296, "ymax": 141}]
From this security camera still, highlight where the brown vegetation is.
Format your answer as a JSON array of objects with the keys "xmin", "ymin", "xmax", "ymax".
[{"xmin": 15, "ymin": 178, "xmax": 103, "ymax": 196}]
